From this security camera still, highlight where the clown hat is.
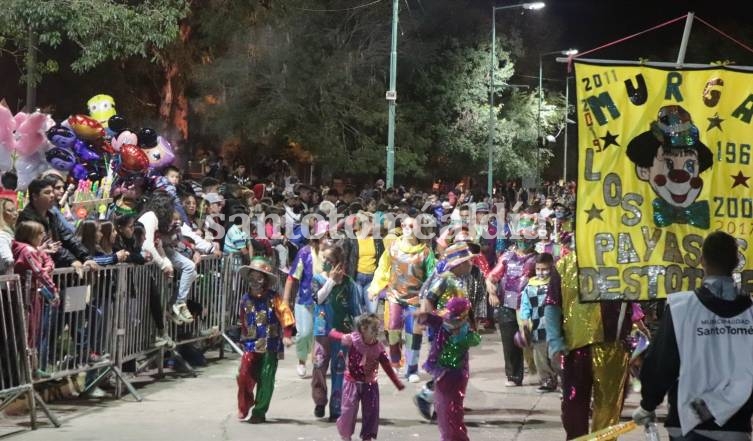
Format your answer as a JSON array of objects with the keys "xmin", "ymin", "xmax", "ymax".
[
  {"xmin": 443, "ymin": 241, "xmax": 477, "ymax": 271},
  {"xmin": 239, "ymin": 256, "xmax": 278, "ymax": 285},
  {"xmin": 626, "ymin": 105, "xmax": 713, "ymax": 173}
]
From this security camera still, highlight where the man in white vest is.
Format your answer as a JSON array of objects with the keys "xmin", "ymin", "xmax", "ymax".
[{"xmin": 633, "ymin": 232, "xmax": 753, "ymax": 441}]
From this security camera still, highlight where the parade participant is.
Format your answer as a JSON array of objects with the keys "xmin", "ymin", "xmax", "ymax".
[
  {"xmin": 544, "ymin": 249, "xmax": 632, "ymax": 439},
  {"xmin": 283, "ymin": 221, "xmax": 326, "ymax": 378},
  {"xmin": 329, "ymin": 313, "xmax": 404, "ymax": 441},
  {"xmin": 519, "ymin": 253, "xmax": 557, "ymax": 392},
  {"xmin": 634, "ymin": 232, "xmax": 753, "ymax": 441},
  {"xmin": 311, "ymin": 245, "xmax": 362, "ymax": 421},
  {"xmin": 485, "ymin": 233, "xmax": 537, "ymax": 387},
  {"xmin": 342, "ymin": 213, "xmax": 384, "ymax": 314},
  {"xmin": 417, "ymin": 297, "xmax": 480, "ymax": 441},
  {"xmin": 368, "ymin": 216, "xmax": 436, "ymax": 380},
  {"xmin": 237, "ymin": 257, "xmax": 295, "ymax": 424}
]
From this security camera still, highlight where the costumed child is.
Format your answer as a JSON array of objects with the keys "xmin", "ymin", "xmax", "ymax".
[
  {"xmin": 311, "ymin": 245, "xmax": 362, "ymax": 421},
  {"xmin": 418, "ymin": 297, "xmax": 480, "ymax": 441},
  {"xmin": 237, "ymin": 256, "xmax": 295, "ymax": 424},
  {"xmin": 519, "ymin": 252, "xmax": 557, "ymax": 392},
  {"xmin": 329, "ymin": 313, "xmax": 404, "ymax": 441}
]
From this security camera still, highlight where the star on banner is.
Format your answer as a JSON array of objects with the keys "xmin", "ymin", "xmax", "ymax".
[
  {"xmin": 600, "ymin": 131, "xmax": 620, "ymax": 150},
  {"xmin": 585, "ymin": 204, "xmax": 604, "ymax": 223},
  {"xmin": 732, "ymin": 171, "xmax": 750, "ymax": 188},
  {"xmin": 707, "ymin": 113, "xmax": 724, "ymax": 132}
]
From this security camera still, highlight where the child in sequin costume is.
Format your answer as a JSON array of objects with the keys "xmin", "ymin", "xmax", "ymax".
[
  {"xmin": 237, "ymin": 257, "xmax": 295, "ymax": 424},
  {"xmin": 418, "ymin": 297, "xmax": 480, "ymax": 441},
  {"xmin": 486, "ymin": 237, "xmax": 537, "ymax": 386},
  {"xmin": 311, "ymin": 245, "xmax": 362, "ymax": 421},
  {"xmin": 329, "ymin": 314, "xmax": 404, "ymax": 441}
]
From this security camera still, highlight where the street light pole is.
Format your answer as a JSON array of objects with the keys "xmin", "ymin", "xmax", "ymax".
[
  {"xmin": 537, "ymin": 48, "xmax": 577, "ymax": 187},
  {"xmin": 385, "ymin": 0, "xmax": 398, "ymax": 189},
  {"xmin": 563, "ymin": 75, "xmax": 569, "ymax": 182},
  {"xmin": 487, "ymin": 2, "xmax": 545, "ymax": 198}
]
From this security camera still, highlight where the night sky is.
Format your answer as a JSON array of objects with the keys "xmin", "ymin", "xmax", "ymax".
[{"xmin": 517, "ymin": 0, "xmax": 753, "ymax": 81}]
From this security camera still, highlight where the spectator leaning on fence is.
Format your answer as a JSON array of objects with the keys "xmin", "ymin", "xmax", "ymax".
[{"xmin": 17, "ymin": 177, "xmax": 98, "ymax": 271}]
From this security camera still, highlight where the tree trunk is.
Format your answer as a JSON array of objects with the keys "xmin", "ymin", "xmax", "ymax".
[{"xmin": 159, "ymin": 21, "xmax": 191, "ymax": 143}]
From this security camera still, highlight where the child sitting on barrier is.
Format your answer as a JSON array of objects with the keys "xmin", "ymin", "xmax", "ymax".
[
  {"xmin": 12, "ymin": 220, "xmax": 59, "ymax": 377},
  {"xmin": 139, "ymin": 191, "xmax": 195, "ymax": 325},
  {"xmin": 237, "ymin": 256, "xmax": 294, "ymax": 424}
]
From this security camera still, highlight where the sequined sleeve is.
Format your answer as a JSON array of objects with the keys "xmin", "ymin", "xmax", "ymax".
[{"xmin": 272, "ymin": 295, "xmax": 295, "ymax": 328}]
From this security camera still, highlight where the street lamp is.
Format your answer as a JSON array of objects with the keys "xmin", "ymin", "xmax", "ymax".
[
  {"xmin": 487, "ymin": 2, "xmax": 545, "ymax": 198},
  {"xmin": 537, "ymin": 48, "xmax": 577, "ymax": 187}
]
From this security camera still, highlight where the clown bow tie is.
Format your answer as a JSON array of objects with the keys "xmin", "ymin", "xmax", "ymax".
[{"xmin": 652, "ymin": 198, "xmax": 709, "ymax": 229}]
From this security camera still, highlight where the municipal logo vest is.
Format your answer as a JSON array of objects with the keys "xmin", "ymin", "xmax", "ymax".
[{"xmin": 669, "ymin": 291, "xmax": 753, "ymax": 435}]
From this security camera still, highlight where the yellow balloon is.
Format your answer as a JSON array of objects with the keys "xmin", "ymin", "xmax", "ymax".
[{"xmin": 87, "ymin": 94, "xmax": 117, "ymax": 127}]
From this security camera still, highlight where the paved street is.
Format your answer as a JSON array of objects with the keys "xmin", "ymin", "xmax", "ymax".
[{"xmin": 1, "ymin": 333, "xmax": 654, "ymax": 440}]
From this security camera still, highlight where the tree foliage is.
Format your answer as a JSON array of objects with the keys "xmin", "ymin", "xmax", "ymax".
[
  {"xmin": 0, "ymin": 0, "xmax": 190, "ymax": 82},
  {"xmin": 192, "ymin": 0, "xmax": 563, "ymax": 184}
]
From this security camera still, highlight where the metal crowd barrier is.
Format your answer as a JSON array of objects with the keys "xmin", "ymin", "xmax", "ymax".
[
  {"xmin": 1, "ymin": 253, "xmax": 293, "ymax": 430},
  {"xmin": 0, "ymin": 274, "xmax": 60, "ymax": 429}
]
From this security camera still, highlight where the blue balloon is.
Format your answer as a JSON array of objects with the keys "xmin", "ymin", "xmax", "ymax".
[
  {"xmin": 45, "ymin": 147, "xmax": 77, "ymax": 171},
  {"xmin": 71, "ymin": 164, "xmax": 89, "ymax": 181},
  {"xmin": 73, "ymin": 139, "xmax": 101, "ymax": 162}
]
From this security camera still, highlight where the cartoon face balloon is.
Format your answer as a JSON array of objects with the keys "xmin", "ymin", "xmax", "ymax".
[
  {"xmin": 46, "ymin": 125, "xmax": 77, "ymax": 150},
  {"xmin": 67, "ymin": 114, "xmax": 105, "ymax": 142},
  {"xmin": 87, "ymin": 94, "xmax": 117, "ymax": 127},
  {"xmin": 45, "ymin": 147, "xmax": 77, "ymax": 171},
  {"xmin": 142, "ymin": 136, "xmax": 176, "ymax": 170},
  {"xmin": 111, "ymin": 130, "xmax": 137, "ymax": 152}
]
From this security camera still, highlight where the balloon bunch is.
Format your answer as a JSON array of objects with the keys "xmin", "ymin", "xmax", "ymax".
[
  {"xmin": 45, "ymin": 114, "xmax": 107, "ymax": 181},
  {"xmin": 87, "ymin": 94, "xmax": 175, "ymax": 179},
  {"xmin": 0, "ymin": 106, "xmax": 56, "ymax": 190}
]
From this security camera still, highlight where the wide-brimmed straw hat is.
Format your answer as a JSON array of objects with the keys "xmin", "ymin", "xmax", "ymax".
[{"xmin": 239, "ymin": 256, "xmax": 278, "ymax": 285}]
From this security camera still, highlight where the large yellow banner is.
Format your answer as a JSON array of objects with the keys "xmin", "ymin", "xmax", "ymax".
[{"xmin": 575, "ymin": 61, "xmax": 753, "ymax": 301}]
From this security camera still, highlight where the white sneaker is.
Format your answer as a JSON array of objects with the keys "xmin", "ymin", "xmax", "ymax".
[
  {"xmin": 408, "ymin": 374, "xmax": 421, "ymax": 383},
  {"xmin": 296, "ymin": 364, "xmax": 306, "ymax": 378},
  {"xmin": 87, "ymin": 386, "xmax": 107, "ymax": 398},
  {"xmin": 172, "ymin": 303, "xmax": 194, "ymax": 324}
]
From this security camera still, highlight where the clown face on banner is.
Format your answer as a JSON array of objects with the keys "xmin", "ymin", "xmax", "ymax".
[
  {"xmin": 626, "ymin": 105, "xmax": 714, "ymax": 229},
  {"xmin": 575, "ymin": 61, "xmax": 753, "ymax": 301}
]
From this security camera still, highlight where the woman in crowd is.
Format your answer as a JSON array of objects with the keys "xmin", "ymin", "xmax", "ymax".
[{"xmin": 0, "ymin": 197, "xmax": 16, "ymax": 274}]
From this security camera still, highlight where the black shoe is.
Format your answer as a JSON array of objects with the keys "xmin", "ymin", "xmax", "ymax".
[
  {"xmin": 249, "ymin": 415, "xmax": 265, "ymax": 424},
  {"xmin": 413, "ymin": 393, "xmax": 434, "ymax": 421},
  {"xmin": 328, "ymin": 414, "xmax": 339, "ymax": 422},
  {"xmin": 314, "ymin": 405, "xmax": 325, "ymax": 418}
]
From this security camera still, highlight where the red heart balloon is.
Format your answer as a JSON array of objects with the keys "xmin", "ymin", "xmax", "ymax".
[{"xmin": 119, "ymin": 144, "xmax": 149, "ymax": 175}]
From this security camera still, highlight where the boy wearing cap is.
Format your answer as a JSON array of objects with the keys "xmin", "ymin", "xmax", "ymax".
[{"xmin": 237, "ymin": 257, "xmax": 295, "ymax": 424}]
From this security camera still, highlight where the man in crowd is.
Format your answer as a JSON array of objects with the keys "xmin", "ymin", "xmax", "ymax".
[
  {"xmin": 634, "ymin": 232, "xmax": 753, "ymax": 441},
  {"xmin": 17, "ymin": 177, "xmax": 98, "ymax": 270}
]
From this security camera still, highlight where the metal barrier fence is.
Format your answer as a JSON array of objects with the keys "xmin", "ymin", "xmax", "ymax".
[
  {"xmin": 1, "ymin": 253, "xmax": 288, "ymax": 430},
  {"xmin": 0, "ymin": 274, "xmax": 59, "ymax": 428}
]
